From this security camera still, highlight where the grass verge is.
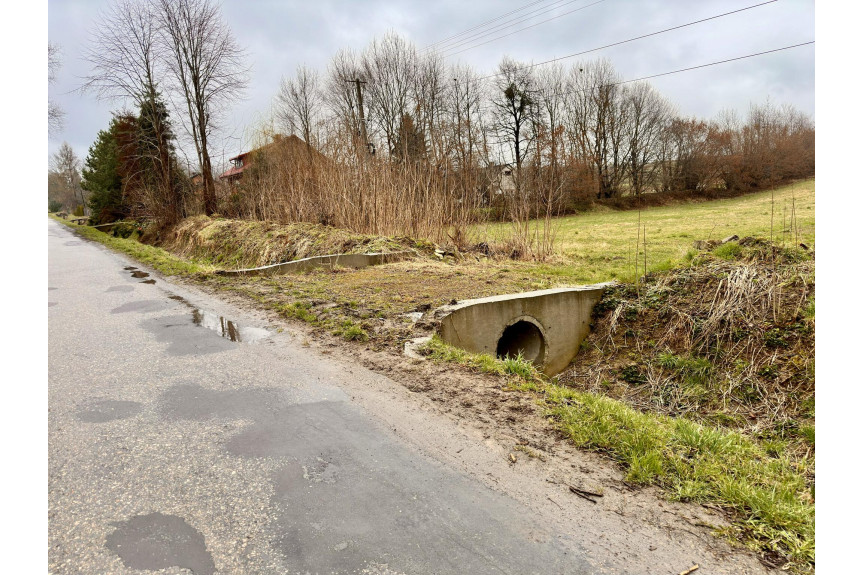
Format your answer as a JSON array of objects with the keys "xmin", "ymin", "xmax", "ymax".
[{"xmin": 421, "ymin": 335, "xmax": 543, "ymax": 384}]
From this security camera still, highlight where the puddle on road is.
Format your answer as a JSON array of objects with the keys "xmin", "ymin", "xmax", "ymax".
[
  {"xmin": 106, "ymin": 285, "xmax": 134, "ymax": 293},
  {"xmin": 49, "ymin": 302, "xmax": 58, "ymax": 307},
  {"xmin": 124, "ymin": 268, "xmax": 156, "ymax": 285},
  {"xmin": 191, "ymin": 308, "xmax": 269, "ymax": 343},
  {"xmin": 106, "ymin": 513, "xmax": 215, "ymax": 575},
  {"xmin": 168, "ymin": 294, "xmax": 270, "ymax": 344},
  {"xmin": 139, "ymin": 297, "xmax": 270, "ymax": 356}
]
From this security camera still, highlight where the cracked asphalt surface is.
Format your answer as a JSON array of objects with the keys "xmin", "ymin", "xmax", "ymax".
[{"xmin": 48, "ymin": 219, "xmax": 595, "ymax": 574}]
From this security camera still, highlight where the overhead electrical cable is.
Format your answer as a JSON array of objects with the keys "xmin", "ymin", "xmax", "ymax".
[
  {"xmin": 473, "ymin": 40, "xmax": 814, "ymax": 112},
  {"xmin": 424, "ymin": 0, "xmax": 558, "ymax": 52},
  {"xmin": 477, "ymin": 0, "xmax": 780, "ymax": 79},
  {"xmin": 442, "ymin": 0, "xmax": 608, "ymax": 57},
  {"xmin": 429, "ymin": 0, "xmax": 582, "ymax": 54},
  {"xmin": 608, "ymin": 40, "xmax": 814, "ymax": 87}
]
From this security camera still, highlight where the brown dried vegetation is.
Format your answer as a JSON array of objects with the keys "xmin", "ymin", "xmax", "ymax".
[{"xmin": 561, "ymin": 238, "xmax": 815, "ymax": 453}]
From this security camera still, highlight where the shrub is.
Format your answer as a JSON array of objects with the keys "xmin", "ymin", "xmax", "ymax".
[{"xmin": 112, "ymin": 222, "xmax": 136, "ymax": 239}]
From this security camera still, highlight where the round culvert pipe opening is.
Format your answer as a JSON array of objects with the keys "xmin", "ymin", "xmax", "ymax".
[{"xmin": 496, "ymin": 319, "xmax": 546, "ymax": 365}]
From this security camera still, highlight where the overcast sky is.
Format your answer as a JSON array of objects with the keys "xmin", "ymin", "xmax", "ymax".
[{"xmin": 48, "ymin": 0, "xmax": 814, "ymax": 168}]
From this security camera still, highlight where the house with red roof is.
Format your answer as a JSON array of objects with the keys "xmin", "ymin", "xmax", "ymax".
[{"xmin": 219, "ymin": 134, "xmax": 322, "ymax": 186}]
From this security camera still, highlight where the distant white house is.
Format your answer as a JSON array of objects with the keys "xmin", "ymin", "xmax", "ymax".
[{"xmin": 495, "ymin": 164, "xmax": 517, "ymax": 196}]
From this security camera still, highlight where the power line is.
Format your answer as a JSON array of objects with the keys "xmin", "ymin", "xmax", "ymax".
[
  {"xmin": 429, "ymin": 0, "xmax": 582, "ymax": 55},
  {"xmin": 609, "ymin": 40, "xmax": 814, "ymax": 88},
  {"xmin": 477, "ymin": 0, "xmax": 779, "ymax": 79},
  {"xmin": 475, "ymin": 40, "xmax": 814, "ymax": 110},
  {"xmin": 442, "ymin": 0, "xmax": 608, "ymax": 57},
  {"xmin": 424, "ymin": 0, "xmax": 558, "ymax": 52}
]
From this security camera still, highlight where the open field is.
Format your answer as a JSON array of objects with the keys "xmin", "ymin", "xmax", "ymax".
[{"xmin": 478, "ymin": 178, "xmax": 815, "ymax": 283}]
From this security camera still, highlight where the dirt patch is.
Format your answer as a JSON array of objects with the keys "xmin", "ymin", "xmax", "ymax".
[{"xmin": 198, "ymin": 257, "xmax": 582, "ymax": 354}]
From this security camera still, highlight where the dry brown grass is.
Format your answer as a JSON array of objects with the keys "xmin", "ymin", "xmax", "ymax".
[{"xmin": 561, "ymin": 239, "xmax": 815, "ymax": 452}]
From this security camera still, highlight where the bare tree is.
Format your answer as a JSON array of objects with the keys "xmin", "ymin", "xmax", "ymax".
[
  {"xmin": 157, "ymin": 0, "xmax": 249, "ymax": 215},
  {"xmin": 620, "ymin": 81, "xmax": 674, "ymax": 197},
  {"xmin": 412, "ymin": 51, "xmax": 447, "ymax": 165},
  {"xmin": 81, "ymin": 0, "xmax": 182, "ymax": 224},
  {"xmin": 490, "ymin": 56, "xmax": 537, "ymax": 176},
  {"xmin": 52, "ymin": 142, "xmax": 86, "ymax": 213},
  {"xmin": 564, "ymin": 59, "xmax": 626, "ymax": 199},
  {"xmin": 276, "ymin": 65, "xmax": 323, "ymax": 154},
  {"xmin": 49, "ymin": 42, "xmax": 64, "ymax": 135},
  {"xmin": 324, "ymin": 48, "xmax": 368, "ymax": 159},
  {"xmin": 658, "ymin": 117, "xmax": 720, "ymax": 192},
  {"xmin": 535, "ymin": 63, "xmax": 567, "ymax": 190},
  {"xmin": 361, "ymin": 32, "xmax": 417, "ymax": 157}
]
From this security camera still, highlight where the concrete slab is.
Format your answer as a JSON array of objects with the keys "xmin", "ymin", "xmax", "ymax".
[
  {"xmin": 434, "ymin": 284, "xmax": 612, "ymax": 376},
  {"xmin": 214, "ymin": 250, "xmax": 414, "ymax": 276}
]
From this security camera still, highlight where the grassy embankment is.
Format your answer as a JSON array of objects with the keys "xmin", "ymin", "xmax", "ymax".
[
  {"xmin": 50, "ymin": 178, "xmax": 815, "ymax": 571},
  {"xmin": 197, "ymin": 179, "xmax": 814, "ymax": 346}
]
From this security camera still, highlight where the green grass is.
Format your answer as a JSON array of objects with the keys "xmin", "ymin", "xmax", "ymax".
[
  {"xmin": 546, "ymin": 385, "xmax": 813, "ymax": 568},
  {"xmin": 475, "ymin": 179, "xmax": 815, "ymax": 284},
  {"xmin": 713, "ymin": 241, "xmax": 743, "ymax": 260},
  {"xmin": 278, "ymin": 301, "xmax": 318, "ymax": 324},
  {"xmin": 332, "ymin": 319, "xmax": 370, "ymax": 342},
  {"xmin": 655, "ymin": 352, "xmax": 714, "ymax": 388},
  {"xmin": 421, "ymin": 336, "xmax": 542, "ymax": 382}
]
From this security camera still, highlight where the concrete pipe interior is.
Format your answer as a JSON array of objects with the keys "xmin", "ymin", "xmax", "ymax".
[{"xmin": 496, "ymin": 320, "xmax": 546, "ymax": 365}]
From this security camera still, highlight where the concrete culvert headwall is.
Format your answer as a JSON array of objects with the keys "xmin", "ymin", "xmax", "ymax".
[{"xmin": 435, "ymin": 284, "xmax": 611, "ymax": 376}]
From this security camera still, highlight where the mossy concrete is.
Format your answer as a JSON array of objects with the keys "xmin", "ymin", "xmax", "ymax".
[{"xmin": 215, "ymin": 251, "xmax": 414, "ymax": 276}]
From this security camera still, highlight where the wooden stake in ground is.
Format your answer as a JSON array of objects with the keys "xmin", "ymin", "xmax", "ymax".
[
  {"xmin": 643, "ymin": 223, "xmax": 647, "ymax": 284},
  {"xmin": 635, "ymin": 210, "xmax": 642, "ymax": 296}
]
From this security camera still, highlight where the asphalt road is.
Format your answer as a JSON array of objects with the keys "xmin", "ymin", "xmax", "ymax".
[{"xmin": 48, "ymin": 219, "xmax": 601, "ymax": 574}]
